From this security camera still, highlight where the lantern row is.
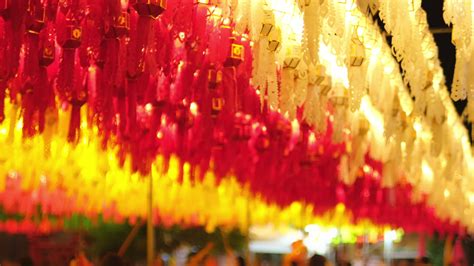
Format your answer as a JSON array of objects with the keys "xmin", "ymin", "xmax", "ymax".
[{"xmin": 0, "ymin": 0, "xmax": 471, "ymax": 233}]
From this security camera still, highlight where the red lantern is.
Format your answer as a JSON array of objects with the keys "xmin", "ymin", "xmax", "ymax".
[
  {"xmin": 213, "ymin": 127, "xmax": 227, "ymax": 148},
  {"xmin": 104, "ymin": 11, "xmax": 130, "ymax": 38},
  {"xmin": 60, "ymin": 25, "xmax": 82, "ymax": 49},
  {"xmin": 233, "ymin": 113, "xmax": 252, "ymax": 140},
  {"xmin": 208, "ymin": 65, "xmax": 222, "ymax": 89},
  {"xmin": 224, "ymin": 38, "xmax": 244, "ymax": 67},
  {"xmin": 39, "ymin": 41, "xmax": 55, "ymax": 66},
  {"xmin": 211, "ymin": 97, "xmax": 224, "ymax": 117},
  {"xmin": 27, "ymin": 5, "xmax": 46, "ymax": 34},
  {"xmin": 255, "ymin": 132, "xmax": 270, "ymax": 152},
  {"xmin": 175, "ymin": 103, "xmax": 194, "ymax": 128},
  {"xmin": 132, "ymin": 0, "xmax": 166, "ymax": 19}
]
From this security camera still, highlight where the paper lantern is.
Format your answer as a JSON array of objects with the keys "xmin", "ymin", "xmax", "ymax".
[
  {"xmin": 132, "ymin": 0, "xmax": 166, "ymax": 19},
  {"xmin": 330, "ymin": 94, "xmax": 349, "ymax": 107},
  {"xmin": 208, "ymin": 65, "xmax": 222, "ymax": 89},
  {"xmin": 27, "ymin": 6, "xmax": 46, "ymax": 34},
  {"xmin": 284, "ymin": 45, "xmax": 301, "ymax": 69},
  {"xmin": 60, "ymin": 25, "xmax": 82, "ymax": 49},
  {"xmin": 267, "ymin": 27, "xmax": 281, "ymax": 52},
  {"xmin": 213, "ymin": 127, "xmax": 227, "ymax": 147},
  {"xmin": 175, "ymin": 103, "xmax": 194, "ymax": 128},
  {"xmin": 310, "ymin": 64, "xmax": 326, "ymax": 86},
  {"xmin": 39, "ymin": 42, "xmax": 55, "ymax": 67},
  {"xmin": 349, "ymin": 37, "xmax": 365, "ymax": 66},
  {"xmin": 105, "ymin": 12, "xmax": 130, "ymax": 38},
  {"xmin": 224, "ymin": 38, "xmax": 244, "ymax": 67},
  {"xmin": 261, "ymin": 10, "xmax": 275, "ymax": 37},
  {"xmin": 211, "ymin": 97, "xmax": 224, "ymax": 117},
  {"xmin": 233, "ymin": 113, "xmax": 252, "ymax": 140},
  {"xmin": 319, "ymin": 76, "xmax": 332, "ymax": 96},
  {"xmin": 255, "ymin": 131, "xmax": 270, "ymax": 152}
]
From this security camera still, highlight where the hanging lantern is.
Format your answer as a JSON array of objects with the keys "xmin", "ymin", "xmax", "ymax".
[
  {"xmin": 27, "ymin": 5, "xmax": 46, "ymax": 34},
  {"xmin": 175, "ymin": 103, "xmax": 194, "ymax": 129},
  {"xmin": 283, "ymin": 45, "xmax": 301, "ymax": 69},
  {"xmin": 213, "ymin": 127, "xmax": 227, "ymax": 148},
  {"xmin": 267, "ymin": 27, "xmax": 281, "ymax": 52},
  {"xmin": 208, "ymin": 65, "xmax": 222, "ymax": 89},
  {"xmin": 233, "ymin": 112, "xmax": 252, "ymax": 140},
  {"xmin": 39, "ymin": 42, "xmax": 55, "ymax": 67},
  {"xmin": 224, "ymin": 37, "xmax": 244, "ymax": 67},
  {"xmin": 60, "ymin": 24, "xmax": 82, "ymax": 49},
  {"xmin": 132, "ymin": 0, "xmax": 166, "ymax": 19},
  {"xmin": 309, "ymin": 64, "xmax": 326, "ymax": 86},
  {"xmin": 349, "ymin": 36, "xmax": 365, "ymax": 66},
  {"xmin": 300, "ymin": 132, "xmax": 318, "ymax": 166},
  {"xmin": 211, "ymin": 97, "xmax": 224, "ymax": 117},
  {"xmin": 261, "ymin": 10, "xmax": 275, "ymax": 37},
  {"xmin": 319, "ymin": 75, "xmax": 331, "ymax": 96},
  {"xmin": 105, "ymin": 11, "xmax": 130, "ymax": 38},
  {"xmin": 330, "ymin": 93, "xmax": 349, "ymax": 107},
  {"xmin": 255, "ymin": 130, "xmax": 270, "ymax": 152}
]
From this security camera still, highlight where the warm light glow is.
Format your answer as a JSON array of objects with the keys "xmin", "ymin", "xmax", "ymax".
[{"xmin": 190, "ymin": 102, "xmax": 199, "ymax": 116}]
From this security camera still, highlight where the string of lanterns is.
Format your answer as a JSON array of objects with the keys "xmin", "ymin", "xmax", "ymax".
[{"xmin": 0, "ymin": 0, "xmax": 473, "ymax": 234}]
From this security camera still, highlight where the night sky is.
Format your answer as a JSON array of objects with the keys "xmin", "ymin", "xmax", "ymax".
[{"xmin": 421, "ymin": 0, "xmax": 472, "ymax": 140}]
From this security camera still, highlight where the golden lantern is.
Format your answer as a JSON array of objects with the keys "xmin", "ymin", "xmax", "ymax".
[
  {"xmin": 319, "ymin": 76, "xmax": 332, "ymax": 96},
  {"xmin": 267, "ymin": 27, "xmax": 281, "ymax": 52},
  {"xmin": 283, "ymin": 45, "xmax": 301, "ymax": 69},
  {"xmin": 261, "ymin": 10, "xmax": 275, "ymax": 37},
  {"xmin": 312, "ymin": 64, "xmax": 327, "ymax": 86},
  {"xmin": 349, "ymin": 37, "xmax": 365, "ymax": 66},
  {"xmin": 329, "ymin": 86, "xmax": 349, "ymax": 107}
]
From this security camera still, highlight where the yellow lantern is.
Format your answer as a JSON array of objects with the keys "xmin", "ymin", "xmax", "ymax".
[
  {"xmin": 319, "ymin": 76, "xmax": 332, "ymax": 96},
  {"xmin": 261, "ymin": 10, "xmax": 275, "ymax": 37},
  {"xmin": 329, "ymin": 85, "xmax": 349, "ymax": 107},
  {"xmin": 267, "ymin": 27, "xmax": 281, "ymax": 52},
  {"xmin": 284, "ymin": 45, "xmax": 301, "ymax": 69},
  {"xmin": 349, "ymin": 37, "xmax": 365, "ymax": 67}
]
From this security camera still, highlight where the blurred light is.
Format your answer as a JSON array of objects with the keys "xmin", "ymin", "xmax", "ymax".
[{"xmin": 190, "ymin": 102, "xmax": 199, "ymax": 116}]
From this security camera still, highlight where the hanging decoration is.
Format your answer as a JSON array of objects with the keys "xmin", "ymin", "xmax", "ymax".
[{"xmin": 0, "ymin": 0, "xmax": 473, "ymax": 235}]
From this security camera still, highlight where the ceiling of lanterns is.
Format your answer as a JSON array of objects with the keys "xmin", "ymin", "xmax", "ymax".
[{"xmin": 234, "ymin": 0, "xmax": 474, "ymax": 230}]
